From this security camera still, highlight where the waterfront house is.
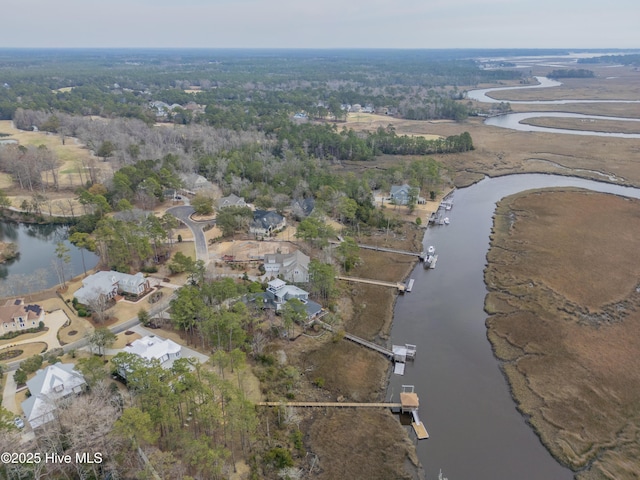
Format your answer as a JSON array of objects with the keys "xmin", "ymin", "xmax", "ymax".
[
  {"xmin": 263, "ymin": 250, "xmax": 310, "ymax": 283},
  {"xmin": 262, "ymin": 279, "xmax": 322, "ymax": 320},
  {"xmin": 390, "ymin": 184, "xmax": 426, "ymax": 205},
  {"xmin": 74, "ymin": 271, "xmax": 150, "ymax": 305}
]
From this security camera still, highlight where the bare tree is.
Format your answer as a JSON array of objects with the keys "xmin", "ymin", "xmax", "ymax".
[{"xmin": 86, "ymin": 291, "xmax": 112, "ymax": 324}]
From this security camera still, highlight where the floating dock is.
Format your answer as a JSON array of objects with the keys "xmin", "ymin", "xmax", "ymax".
[
  {"xmin": 400, "ymin": 385, "xmax": 429, "ymax": 440},
  {"xmin": 405, "ymin": 278, "xmax": 415, "ymax": 292},
  {"xmin": 411, "ymin": 410, "xmax": 430, "ymax": 439}
]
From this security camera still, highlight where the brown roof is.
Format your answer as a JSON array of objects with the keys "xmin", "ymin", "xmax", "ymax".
[{"xmin": 0, "ymin": 298, "xmax": 43, "ymax": 323}]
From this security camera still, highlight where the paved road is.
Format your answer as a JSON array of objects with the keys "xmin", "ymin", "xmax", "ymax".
[{"xmin": 166, "ymin": 205, "xmax": 211, "ymax": 263}]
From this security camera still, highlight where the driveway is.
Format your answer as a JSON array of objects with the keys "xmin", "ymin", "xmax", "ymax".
[
  {"xmin": 166, "ymin": 205, "xmax": 210, "ymax": 263},
  {"xmin": 2, "ymin": 367, "xmax": 20, "ymax": 414}
]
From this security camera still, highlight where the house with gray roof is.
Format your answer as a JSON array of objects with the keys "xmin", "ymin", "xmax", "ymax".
[
  {"xmin": 74, "ymin": 271, "xmax": 150, "ymax": 305},
  {"xmin": 390, "ymin": 184, "xmax": 425, "ymax": 205},
  {"xmin": 250, "ymin": 210, "xmax": 286, "ymax": 237},
  {"xmin": 217, "ymin": 194, "xmax": 247, "ymax": 209},
  {"xmin": 21, "ymin": 363, "xmax": 87, "ymax": 429},
  {"xmin": 179, "ymin": 172, "xmax": 213, "ymax": 194},
  {"xmin": 262, "ymin": 279, "xmax": 322, "ymax": 321},
  {"xmin": 290, "ymin": 197, "xmax": 315, "ymax": 219},
  {"xmin": 263, "ymin": 250, "xmax": 310, "ymax": 283}
]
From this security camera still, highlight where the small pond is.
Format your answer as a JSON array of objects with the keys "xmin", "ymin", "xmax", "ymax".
[{"xmin": 0, "ymin": 221, "xmax": 99, "ymax": 296}]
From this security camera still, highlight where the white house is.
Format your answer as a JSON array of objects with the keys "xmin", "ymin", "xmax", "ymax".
[
  {"xmin": 263, "ymin": 250, "xmax": 310, "ymax": 283},
  {"xmin": 21, "ymin": 364, "xmax": 87, "ymax": 429},
  {"xmin": 0, "ymin": 298, "xmax": 45, "ymax": 333},
  {"xmin": 124, "ymin": 335, "xmax": 182, "ymax": 369}
]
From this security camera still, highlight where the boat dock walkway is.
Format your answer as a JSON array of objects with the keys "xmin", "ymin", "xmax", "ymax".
[
  {"xmin": 337, "ymin": 275, "xmax": 406, "ymax": 292},
  {"xmin": 315, "ymin": 319, "xmax": 394, "ymax": 358},
  {"xmin": 330, "ymin": 239, "xmax": 424, "ymax": 259},
  {"xmin": 257, "ymin": 401, "xmax": 402, "ymax": 408}
]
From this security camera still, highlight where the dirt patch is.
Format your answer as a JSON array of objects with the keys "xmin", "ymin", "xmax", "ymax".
[{"xmin": 485, "ymin": 189, "xmax": 640, "ymax": 479}]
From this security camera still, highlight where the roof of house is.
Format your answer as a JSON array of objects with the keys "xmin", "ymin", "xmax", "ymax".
[
  {"xmin": 111, "ymin": 271, "xmax": 147, "ymax": 292},
  {"xmin": 264, "ymin": 250, "xmax": 310, "ymax": 275},
  {"xmin": 217, "ymin": 194, "xmax": 246, "ymax": 208},
  {"xmin": 21, "ymin": 363, "xmax": 86, "ymax": 428},
  {"xmin": 0, "ymin": 298, "xmax": 43, "ymax": 323},
  {"xmin": 291, "ymin": 197, "xmax": 315, "ymax": 217},
  {"xmin": 74, "ymin": 271, "xmax": 147, "ymax": 303},
  {"xmin": 74, "ymin": 271, "xmax": 118, "ymax": 304},
  {"xmin": 390, "ymin": 184, "xmax": 412, "ymax": 196},
  {"xmin": 124, "ymin": 335, "xmax": 181, "ymax": 363},
  {"xmin": 179, "ymin": 172, "xmax": 211, "ymax": 190},
  {"xmin": 267, "ymin": 278, "xmax": 287, "ymax": 291},
  {"xmin": 251, "ymin": 210, "xmax": 285, "ymax": 231}
]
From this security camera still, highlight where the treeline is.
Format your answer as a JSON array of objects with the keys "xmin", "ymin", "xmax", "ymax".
[
  {"xmin": 0, "ymin": 49, "xmax": 526, "ymax": 125},
  {"xmin": 547, "ymin": 69, "xmax": 595, "ymax": 79},
  {"xmin": 273, "ymin": 124, "xmax": 473, "ymax": 161},
  {"xmin": 578, "ymin": 53, "xmax": 640, "ymax": 65}
]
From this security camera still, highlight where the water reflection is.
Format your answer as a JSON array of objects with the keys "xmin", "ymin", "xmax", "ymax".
[{"xmin": 0, "ymin": 222, "xmax": 99, "ymax": 297}]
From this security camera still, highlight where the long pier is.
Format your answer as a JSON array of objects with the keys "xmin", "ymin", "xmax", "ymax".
[
  {"xmin": 330, "ymin": 239, "xmax": 425, "ymax": 260},
  {"xmin": 315, "ymin": 320, "xmax": 394, "ymax": 358},
  {"xmin": 356, "ymin": 243, "xmax": 424, "ymax": 258},
  {"xmin": 257, "ymin": 401, "xmax": 402, "ymax": 408},
  {"xmin": 337, "ymin": 275, "xmax": 406, "ymax": 292}
]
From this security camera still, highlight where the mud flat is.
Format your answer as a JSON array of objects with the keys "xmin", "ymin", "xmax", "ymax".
[{"xmin": 485, "ymin": 189, "xmax": 640, "ymax": 479}]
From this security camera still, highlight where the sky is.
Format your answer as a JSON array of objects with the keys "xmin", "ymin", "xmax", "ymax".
[{"xmin": 1, "ymin": 0, "xmax": 638, "ymax": 49}]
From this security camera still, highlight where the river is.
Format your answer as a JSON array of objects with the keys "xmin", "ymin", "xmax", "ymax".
[
  {"xmin": 387, "ymin": 72, "xmax": 640, "ymax": 479},
  {"xmin": 0, "ymin": 222, "xmax": 99, "ymax": 296},
  {"xmin": 467, "ymin": 76, "xmax": 640, "ymax": 138},
  {"xmin": 388, "ymin": 174, "xmax": 640, "ymax": 480}
]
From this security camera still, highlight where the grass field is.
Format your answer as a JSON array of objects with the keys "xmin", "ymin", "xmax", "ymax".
[
  {"xmin": 0, "ymin": 119, "xmax": 105, "ymax": 193},
  {"xmin": 485, "ymin": 189, "xmax": 640, "ymax": 479}
]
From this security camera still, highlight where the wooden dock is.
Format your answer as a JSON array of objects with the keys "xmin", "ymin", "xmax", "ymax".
[
  {"xmin": 411, "ymin": 410, "xmax": 430, "ymax": 439},
  {"xmin": 330, "ymin": 239, "xmax": 423, "ymax": 259},
  {"xmin": 316, "ymin": 320, "xmax": 394, "ymax": 358},
  {"xmin": 257, "ymin": 401, "xmax": 402, "ymax": 408},
  {"xmin": 337, "ymin": 275, "xmax": 406, "ymax": 292}
]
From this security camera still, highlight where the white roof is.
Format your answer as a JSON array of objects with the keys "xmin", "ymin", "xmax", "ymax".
[
  {"xmin": 21, "ymin": 364, "xmax": 86, "ymax": 428},
  {"xmin": 124, "ymin": 335, "xmax": 181, "ymax": 362},
  {"xmin": 267, "ymin": 278, "xmax": 287, "ymax": 290}
]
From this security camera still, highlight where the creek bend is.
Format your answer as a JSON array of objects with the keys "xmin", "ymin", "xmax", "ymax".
[
  {"xmin": 387, "ymin": 174, "xmax": 640, "ymax": 480},
  {"xmin": 467, "ymin": 76, "xmax": 640, "ymax": 138}
]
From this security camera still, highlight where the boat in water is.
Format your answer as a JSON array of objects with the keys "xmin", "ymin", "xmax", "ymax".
[
  {"xmin": 427, "ymin": 245, "xmax": 435, "ymax": 255},
  {"xmin": 443, "ymin": 217, "xmax": 450, "ymax": 225}
]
